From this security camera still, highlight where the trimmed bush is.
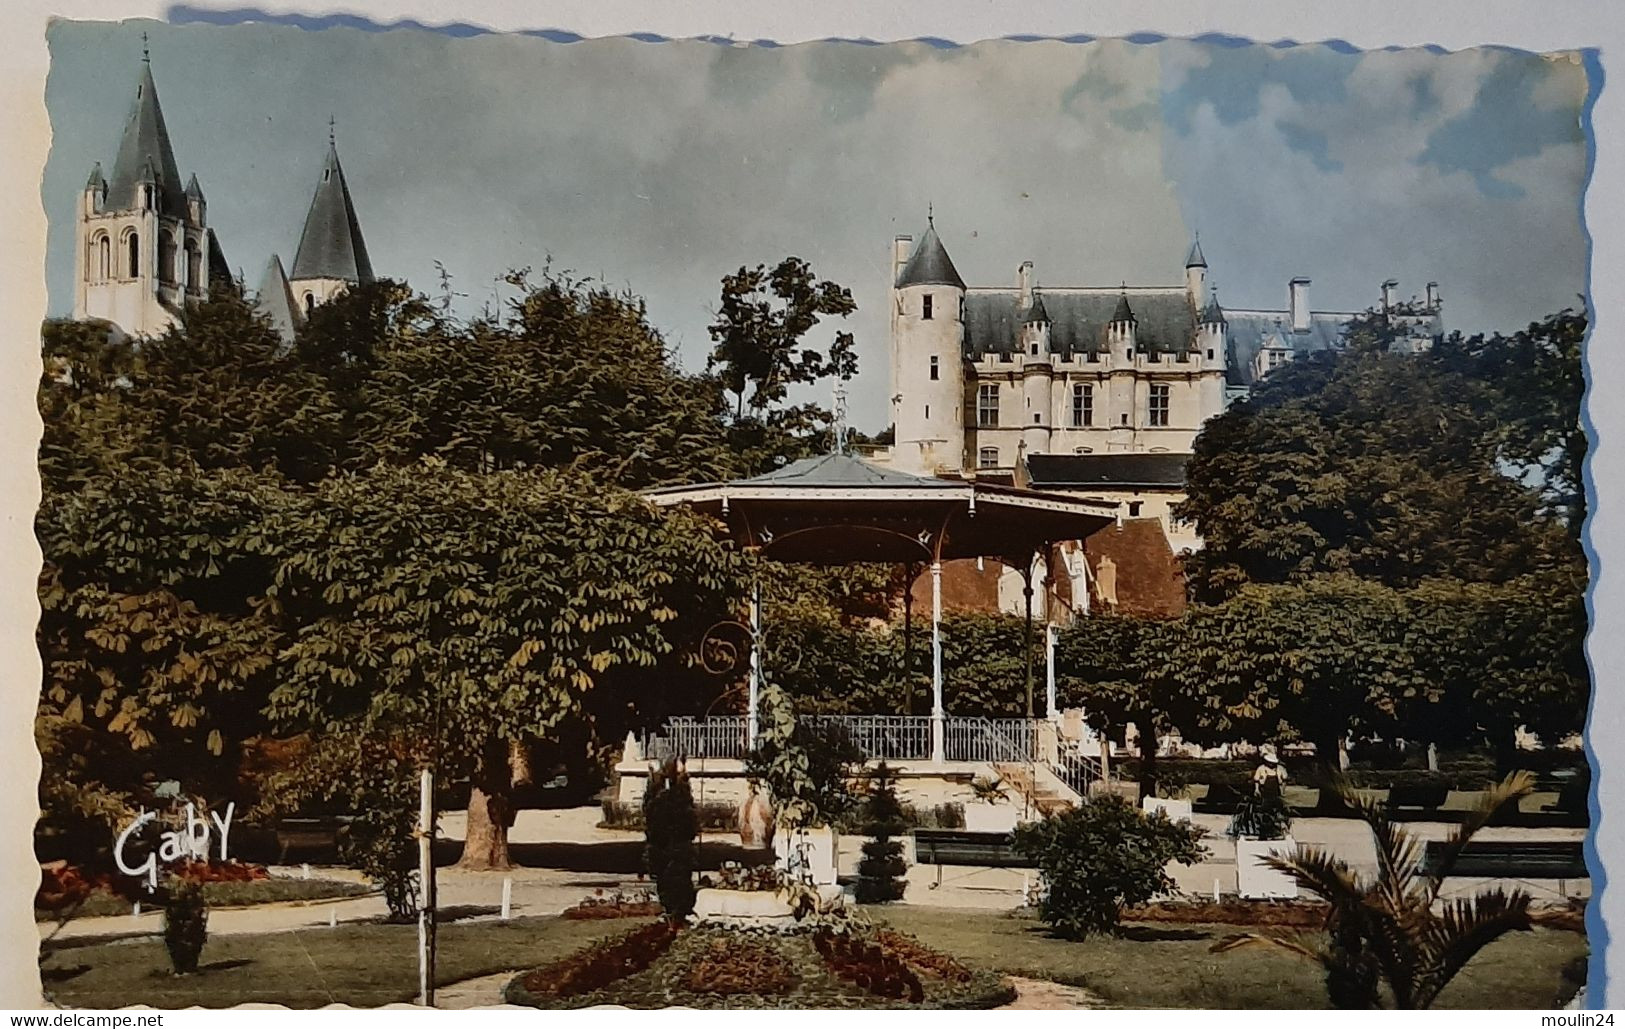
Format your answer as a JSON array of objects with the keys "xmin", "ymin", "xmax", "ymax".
[
  {"xmin": 643, "ymin": 759, "xmax": 697, "ymax": 921},
  {"xmin": 161, "ymin": 877, "xmax": 208, "ymax": 974},
  {"xmin": 855, "ymin": 762, "xmax": 908, "ymax": 904},
  {"xmin": 1014, "ymin": 794, "xmax": 1208, "ymax": 940}
]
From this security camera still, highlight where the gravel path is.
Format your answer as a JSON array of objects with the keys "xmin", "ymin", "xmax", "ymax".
[{"xmin": 998, "ymin": 975, "xmax": 1111, "ymax": 1010}]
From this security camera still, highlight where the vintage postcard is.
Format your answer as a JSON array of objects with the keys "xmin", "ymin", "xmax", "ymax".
[{"xmin": 19, "ymin": 6, "xmax": 1608, "ymax": 1013}]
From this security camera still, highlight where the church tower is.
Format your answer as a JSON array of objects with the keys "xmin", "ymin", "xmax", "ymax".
[
  {"xmin": 890, "ymin": 216, "xmax": 967, "ymax": 475},
  {"xmin": 286, "ymin": 122, "xmax": 374, "ymax": 318},
  {"xmin": 75, "ymin": 44, "xmax": 222, "ymax": 338}
]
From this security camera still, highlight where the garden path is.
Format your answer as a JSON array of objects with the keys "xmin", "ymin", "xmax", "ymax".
[{"xmin": 998, "ymin": 976, "xmax": 1111, "ymax": 1010}]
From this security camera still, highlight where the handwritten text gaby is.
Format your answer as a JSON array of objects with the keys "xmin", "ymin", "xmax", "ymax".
[{"xmin": 114, "ymin": 802, "xmax": 235, "ymax": 889}]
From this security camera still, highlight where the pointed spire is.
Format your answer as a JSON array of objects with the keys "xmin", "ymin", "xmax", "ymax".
[
  {"xmin": 290, "ymin": 136, "xmax": 375, "ymax": 284},
  {"xmin": 85, "ymin": 162, "xmax": 106, "ymax": 192},
  {"xmin": 255, "ymin": 254, "xmax": 302, "ymax": 343},
  {"xmin": 895, "ymin": 217, "xmax": 965, "ymax": 290},
  {"xmin": 184, "ymin": 172, "xmax": 204, "ymax": 200},
  {"xmin": 107, "ymin": 56, "xmax": 186, "ymax": 215},
  {"xmin": 1200, "ymin": 292, "xmax": 1226, "ymax": 326},
  {"xmin": 1112, "ymin": 289, "xmax": 1137, "ymax": 325},
  {"xmin": 1185, "ymin": 234, "xmax": 1206, "ymax": 269},
  {"xmin": 1024, "ymin": 291, "xmax": 1050, "ymax": 324}
]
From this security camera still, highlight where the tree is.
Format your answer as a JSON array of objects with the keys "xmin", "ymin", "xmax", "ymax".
[
  {"xmin": 264, "ymin": 463, "xmax": 747, "ymax": 869},
  {"xmin": 1214, "ymin": 772, "xmax": 1537, "ymax": 1009},
  {"xmin": 1013, "ymin": 795, "xmax": 1207, "ymax": 939},
  {"xmin": 1179, "ymin": 309, "xmax": 1581, "ymax": 603},
  {"xmin": 744, "ymin": 684, "xmax": 863, "ymax": 832},
  {"xmin": 707, "ymin": 257, "xmax": 856, "ymax": 420},
  {"xmin": 854, "ymin": 761, "xmax": 908, "ymax": 903},
  {"xmin": 643, "ymin": 758, "xmax": 697, "ymax": 921}
]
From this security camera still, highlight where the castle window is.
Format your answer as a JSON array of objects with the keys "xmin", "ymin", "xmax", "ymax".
[
  {"xmin": 1148, "ymin": 384, "xmax": 1170, "ymax": 427},
  {"xmin": 158, "ymin": 232, "xmax": 177, "ymax": 284},
  {"xmin": 1072, "ymin": 446, "xmax": 1092, "ymax": 454},
  {"xmin": 1207, "ymin": 349, "xmax": 1214, "ymax": 359},
  {"xmin": 923, "ymin": 294, "xmax": 934, "ymax": 320},
  {"xmin": 977, "ymin": 384, "xmax": 999, "ymax": 428},
  {"xmin": 924, "ymin": 405, "xmax": 930, "ymax": 420},
  {"xmin": 142, "ymin": 185, "xmax": 153, "ymax": 210},
  {"xmin": 304, "ymin": 292, "xmax": 316, "ymax": 316},
  {"xmin": 1176, "ymin": 350, "xmax": 1189, "ymax": 363},
  {"xmin": 186, "ymin": 243, "xmax": 202, "ymax": 291},
  {"xmin": 1032, "ymin": 413, "xmax": 1041, "ymax": 425},
  {"xmin": 1086, "ymin": 351, "xmax": 1100, "ymax": 364},
  {"xmin": 978, "ymin": 446, "xmax": 1000, "ymax": 470},
  {"xmin": 1126, "ymin": 348, "xmax": 1135, "ymax": 359},
  {"xmin": 1030, "ymin": 343, "xmax": 1039, "ymax": 356},
  {"xmin": 126, "ymin": 232, "xmax": 140, "ymax": 278},
  {"xmin": 929, "ymin": 355, "xmax": 939, "ymax": 381},
  {"xmin": 1128, "ymin": 501, "xmax": 1143, "ymax": 517},
  {"xmin": 1149, "ymin": 350, "xmax": 1161, "ymax": 363},
  {"xmin": 1071, "ymin": 383, "xmax": 1093, "ymax": 427}
]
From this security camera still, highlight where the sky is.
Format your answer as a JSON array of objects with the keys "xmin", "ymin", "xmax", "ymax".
[{"xmin": 41, "ymin": 20, "xmax": 1592, "ymax": 431}]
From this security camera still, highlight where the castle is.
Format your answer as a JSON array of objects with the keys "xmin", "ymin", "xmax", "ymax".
[
  {"xmin": 875, "ymin": 219, "xmax": 1444, "ymax": 553},
  {"xmin": 72, "ymin": 52, "xmax": 373, "ymax": 342}
]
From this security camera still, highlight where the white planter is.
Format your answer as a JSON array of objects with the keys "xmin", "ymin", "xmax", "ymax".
[
  {"xmin": 963, "ymin": 803, "xmax": 1021, "ymax": 833},
  {"xmin": 1141, "ymin": 797, "xmax": 1194, "ymax": 822},
  {"xmin": 691, "ymin": 884, "xmax": 845, "ymax": 925},
  {"xmin": 773, "ymin": 826, "xmax": 839, "ymax": 885},
  {"xmin": 1235, "ymin": 836, "xmax": 1300, "ymax": 899}
]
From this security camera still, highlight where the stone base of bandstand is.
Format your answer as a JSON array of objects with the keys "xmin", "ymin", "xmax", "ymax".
[{"xmin": 614, "ymin": 757, "xmax": 999, "ymax": 809}]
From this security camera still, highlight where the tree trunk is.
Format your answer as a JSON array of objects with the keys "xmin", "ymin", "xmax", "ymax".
[
  {"xmin": 1137, "ymin": 711, "xmax": 1158, "ymax": 802},
  {"xmin": 457, "ymin": 743, "xmax": 515, "ymax": 870}
]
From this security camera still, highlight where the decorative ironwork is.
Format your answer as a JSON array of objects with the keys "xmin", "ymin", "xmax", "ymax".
[{"xmin": 697, "ymin": 619, "xmax": 753, "ymax": 676}]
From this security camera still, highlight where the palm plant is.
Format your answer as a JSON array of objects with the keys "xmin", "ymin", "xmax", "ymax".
[{"xmin": 1212, "ymin": 770, "xmax": 1536, "ymax": 1009}]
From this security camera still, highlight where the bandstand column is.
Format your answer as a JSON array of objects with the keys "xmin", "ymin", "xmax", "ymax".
[
  {"xmin": 931, "ymin": 560, "xmax": 945, "ymax": 763},
  {"xmin": 1045, "ymin": 622, "xmax": 1058, "ymax": 721},
  {"xmin": 748, "ymin": 578, "xmax": 762, "ymax": 748}
]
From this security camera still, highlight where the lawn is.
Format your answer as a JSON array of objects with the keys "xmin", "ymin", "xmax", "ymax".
[
  {"xmin": 867, "ymin": 906, "xmax": 1587, "ymax": 1009},
  {"xmin": 39, "ymin": 906, "xmax": 1586, "ymax": 1009}
]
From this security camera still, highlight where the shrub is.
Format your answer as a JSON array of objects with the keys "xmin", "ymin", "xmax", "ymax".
[
  {"xmin": 161, "ymin": 876, "xmax": 208, "ymax": 974},
  {"xmin": 1228, "ymin": 787, "xmax": 1293, "ymax": 840},
  {"xmin": 855, "ymin": 762, "xmax": 908, "ymax": 903},
  {"xmin": 1014, "ymin": 794, "xmax": 1208, "ymax": 940},
  {"xmin": 643, "ymin": 758, "xmax": 697, "ymax": 921},
  {"xmin": 744, "ymin": 690, "xmax": 864, "ymax": 831},
  {"xmin": 599, "ymin": 798, "xmax": 738, "ymax": 832}
]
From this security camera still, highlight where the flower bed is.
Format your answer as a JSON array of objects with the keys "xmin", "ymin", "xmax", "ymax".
[
  {"xmin": 1121, "ymin": 898, "xmax": 1331, "ymax": 927},
  {"xmin": 504, "ymin": 924, "xmax": 1014, "ymax": 1009},
  {"xmin": 562, "ymin": 887, "xmax": 662, "ymax": 921},
  {"xmin": 510, "ymin": 920, "xmax": 681, "ymax": 1001}
]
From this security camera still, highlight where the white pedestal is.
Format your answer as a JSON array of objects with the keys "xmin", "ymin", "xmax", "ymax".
[
  {"xmin": 692, "ymin": 885, "xmax": 844, "ymax": 926},
  {"xmin": 1141, "ymin": 797, "xmax": 1194, "ymax": 822},
  {"xmin": 963, "ymin": 803, "xmax": 1021, "ymax": 833},
  {"xmin": 1235, "ymin": 836, "xmax": 1300, "ymax": 899}
]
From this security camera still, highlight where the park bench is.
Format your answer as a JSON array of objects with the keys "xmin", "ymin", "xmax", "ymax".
[
  {"xmin": 1418, "ymin": 841, "xmax": 1586, "ymax": 881},
  {"xmin": 912, "ymin": 829, "xmax": 1032, "ymax": 868},
  {"xmin": 1194, "ymin": 783, "xmax": 1245, "ymax": 815},
  {"xmin": 275, "ymin": 815, "xmax": 355, "ymax": 863},
  {"xmin": 1388, "ymin": 784, "xmax": 1450, "ymax": 813}
]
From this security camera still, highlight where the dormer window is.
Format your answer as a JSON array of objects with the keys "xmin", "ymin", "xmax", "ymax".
[
  {"xmin": 922, "ymin": 294, "xmax": 934, "ymax": 320},
  {"xmin": 304, "ymin": 292, "xmax": 316, "ymax": 316}
]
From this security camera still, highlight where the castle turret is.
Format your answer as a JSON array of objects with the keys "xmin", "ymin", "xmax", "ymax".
[
  {"xmin": 891, "ymin": 217, "xmax": 967, "ymax": 474},
  {"xmin": 1198, "ymin": 292, "xmax": 1228, "ymax": 415},
  {"xmin": 288, "ymin": 122, "xmax": 375, "ymax": 315},
  {"xmin": 1022, "ymin": 291, "xmax": 1054, "ymax": 457},
  {"xmin": 1184, "ymin": 237, "xmax": 1207, "ymax": 310}
]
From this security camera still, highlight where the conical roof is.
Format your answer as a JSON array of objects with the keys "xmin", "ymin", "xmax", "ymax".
[
  {"xmin": 1111, "ymin": 292, "xmax": 1137, "ymax": 325},
  {"xmin": 255, "ymin": 254, "xmax": 302, "ymax": 342},
  {"xmin": 290, "ymin": 143, "xmax": 374, "ymax": 284},
  {"xmin": 1024, "ymin": 292, "xmax": 1050, "ymax": 324},
  {"xmin": 185, "ymin": 173, "xmax": 204, "ymax": 201},
  {"xmin": 107, "ymin": 62, "xmax": 186, "ymax": 216},
  {"xmin": 85, "ymin": 162, "xmax": 107, "ymax": 192},
  {"xmin": 1200, "ymin": 294, "xmax": 1226, "ymax": 325},
  {"xmin": 1185, "ymin": 238, "xmax": 1207, "ymax": 268},
  {"xmin": 895, "ymin": 225, "xmax": 965, "ymax": 290}
]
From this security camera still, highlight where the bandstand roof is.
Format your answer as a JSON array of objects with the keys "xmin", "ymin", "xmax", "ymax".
[{"xmin": 644, "ymin": 453, "xmax": 1118, "ymax": 565}]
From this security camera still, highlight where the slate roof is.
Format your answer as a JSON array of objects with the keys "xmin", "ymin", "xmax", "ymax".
[
  {"xmin": 1185, "ymin": 239, "xmax": 1206, "ymax": 268},
  {"xmin": 895, "ymin": 227, "xmax": 965, "ymax": 290},
  {"xmin": 740, "ymin": 453, "xmax": 957, "ymax": 488},
  {"xmin": 255, "ymin": 254, "xmax": 302, "ymax": 342},
  {"xmin": 963, "ymin": 287, "xmax": 1197, "ymax": 359},
  {"xmin": 206, "ymin": 229, "xmax": 231, "ymax": 287},
  {"xmin": 107, "ymin": 63, "xmax": 187, "ymax": 217},
  {"xmin": 1226, "ymin": 309, "xmax": 1355, "ymax": 386},
  {"xmin": 1026, "ymin": 453, "xmax": 1189, "ymax": 490},
  {"xmin": 291, "ymin": 144, "xmax": 375, "ymax": 284}
]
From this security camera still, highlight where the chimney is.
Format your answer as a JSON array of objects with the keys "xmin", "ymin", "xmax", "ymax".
[
  {"xmin": 893, "ymin": 236, "xmax": 913, "ymax": 285},
  {"xmin": 1289, "ymin": 277, "xmax": 1311, "ymax": 333},
  {"xmin": 1381, "ymin": 279, "xmax": 1399, "ymax": 312},
  {"xmin": 1426, "ymin": 281, "xmax": 1440, "ymax": 310},
  {"xmin": 1018, "ymin": 261, "xmax": 1034, "ymax": 305}
]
